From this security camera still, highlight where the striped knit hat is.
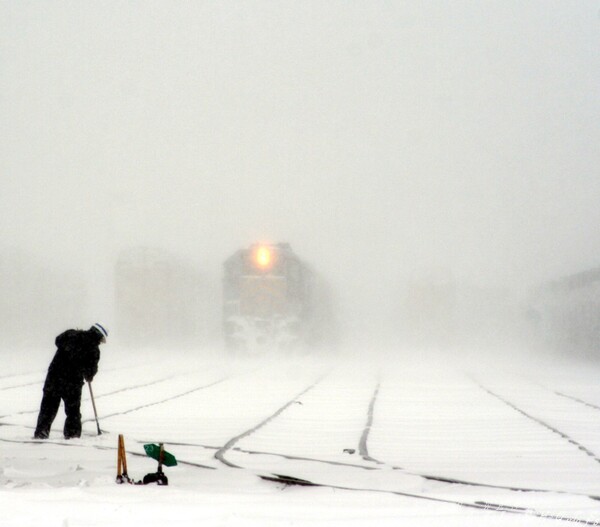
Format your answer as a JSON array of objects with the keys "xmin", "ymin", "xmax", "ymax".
[{"xmin": 91, "ymin": 323, "xmax": 108, "ymax": 339}]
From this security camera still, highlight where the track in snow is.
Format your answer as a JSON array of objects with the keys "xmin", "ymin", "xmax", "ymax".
[
  {"xmin": 357, "ymin": 376, "xmax": 600, "ymax": 498},
  {"xmin": 249, "ymin": 373, "xmax": 600, "ymax": 525},
  {"xmin": 83, "ymin": 375, "xmax": 232, "ymax": 425},
  {"xmin": 553, "ymin": 390, "xmax": 600, "ymax": 413},
  {"xmin": 5, "ymin": 358, "xmax": 600, "ymax": 525},
  {"xmin": 215, "ymin": 372, "xmax": 329, "ymax": 468},
  {"xmin": 474, "ymin": 378, "xmax": 600, "ymax": 466},
  {"xmin": 0, "ymin": 436, "xmax": 215, "ymax": 471}
]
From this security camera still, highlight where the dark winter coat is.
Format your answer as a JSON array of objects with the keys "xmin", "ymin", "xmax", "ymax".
[{"xmin": 43, "ymin": 328, "xmax": 102, "ymax": 393}]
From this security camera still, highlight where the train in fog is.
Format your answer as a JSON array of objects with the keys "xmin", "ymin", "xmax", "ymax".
[
  {"xmin": 529, "ymin": 266, "xmax": 600, "ymax": 356},
  {"xmin": 223, "ymin": 243, "xmax": 334, "ymax": 352},
  {"xmin": 115, "ymin": 247, "xmax": 207, "ymax": 347}
]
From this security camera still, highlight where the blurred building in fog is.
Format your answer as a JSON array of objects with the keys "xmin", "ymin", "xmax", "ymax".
[
  {"xmin": 399, "ymin": 270, "xmax": 520, "ymax": 349},
  {"xmin": 114, "ymin": 247, "xmax": 209, "ymax": 348},
  {"xmin": 0, "ymin": 248, "xmax": 86, "ymax": 348},
  {"xmin": 529, "ymin": 266, "xmax": 600, "ymax": 357},
  {"xmin": 401, "ymin": 271, "xmax": 456, "ymax": 347}
]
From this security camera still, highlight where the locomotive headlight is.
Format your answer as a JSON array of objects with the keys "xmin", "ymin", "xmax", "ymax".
[{"xmin": 254, "ymin": 246, "xmax": 273, "ymax": 269}]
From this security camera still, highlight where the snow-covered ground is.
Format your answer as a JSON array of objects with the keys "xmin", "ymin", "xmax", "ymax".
[{"xmin": 2, "ymin": 346, "xmax": 600, "ymax": 526}]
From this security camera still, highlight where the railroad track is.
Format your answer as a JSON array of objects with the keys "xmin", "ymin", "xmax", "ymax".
[{"xmin": 251, "ymin": 373, "xmax": 600, "ymax": 525}]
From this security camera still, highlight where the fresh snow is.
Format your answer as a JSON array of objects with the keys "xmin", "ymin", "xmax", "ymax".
[{"xmin": 2, "ymin": 347, "xmax": 600, "ymax": 526}]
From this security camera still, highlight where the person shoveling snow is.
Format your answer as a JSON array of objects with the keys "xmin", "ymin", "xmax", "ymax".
[{"xmin": 33, "ymin": 323, "xmax": 107, "ymax": 440}]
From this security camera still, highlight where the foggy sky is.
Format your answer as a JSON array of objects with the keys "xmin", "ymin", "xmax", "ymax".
[{"xmin": 1, "ymin": 1, "xmax": 599, "ymax": 342}]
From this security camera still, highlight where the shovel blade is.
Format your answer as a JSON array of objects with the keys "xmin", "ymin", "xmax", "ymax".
[
  {"xmin": 143, "ymin": 472, "xmax": 169, "ymax": 485},
  {"xmin": 143, "ymin": 443, "xmax": 178, "ymax": 467}
]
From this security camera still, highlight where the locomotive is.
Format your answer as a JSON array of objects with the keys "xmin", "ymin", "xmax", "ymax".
[{"xmin": 222, "ymin": 243, "xmax": 332, "ymax": 352}]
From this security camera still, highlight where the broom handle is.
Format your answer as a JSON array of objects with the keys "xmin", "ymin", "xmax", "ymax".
[
  {"xmin": 88, "ymin": 381, "xmax": 102, "ymax": 435},
  {"xmin": 119, "ymin": 434, "xmax": 128, "ymax": 475}
]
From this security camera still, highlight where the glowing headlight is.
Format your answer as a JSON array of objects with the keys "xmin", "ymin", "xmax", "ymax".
[{"xmin": 254, "ymin": 246, "xmax": 273, "ymax": 269}]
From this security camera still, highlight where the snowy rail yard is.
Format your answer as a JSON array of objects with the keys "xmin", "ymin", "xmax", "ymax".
[
  {"xmin": 3, "ymin": 1, "xmax": 600, "ymax": 526},
  {"xmin": 3, "ymin": 348, "xmax": 600, "ymax": 526}
]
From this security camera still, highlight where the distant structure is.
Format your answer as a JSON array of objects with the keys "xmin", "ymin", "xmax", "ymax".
[
  {"xmin": 402, "ymin": 274, "xmax": 457, "ymax": 347},
  {"xmin": 114, "ymin": 247, "xmax": 207, "ymax": 347},
  {"xmin": 0, "ymin": 248, "xmax": 85, "ymax": 347},
  {"xmin": 222, "ymin": 243, "xmax": 336, "ymax": 353},
  {"xmin": 529, "ymin": 266, "xmax": 600, "ymax": 356},
  {"xmin": 399, "ymin": 269, "xmax": 519, "ymax": 349}
]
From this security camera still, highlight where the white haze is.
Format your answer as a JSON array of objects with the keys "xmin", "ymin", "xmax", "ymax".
[{"xmin": 1, "ymin": 2, "xmax": 599, "ymax": 353}]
